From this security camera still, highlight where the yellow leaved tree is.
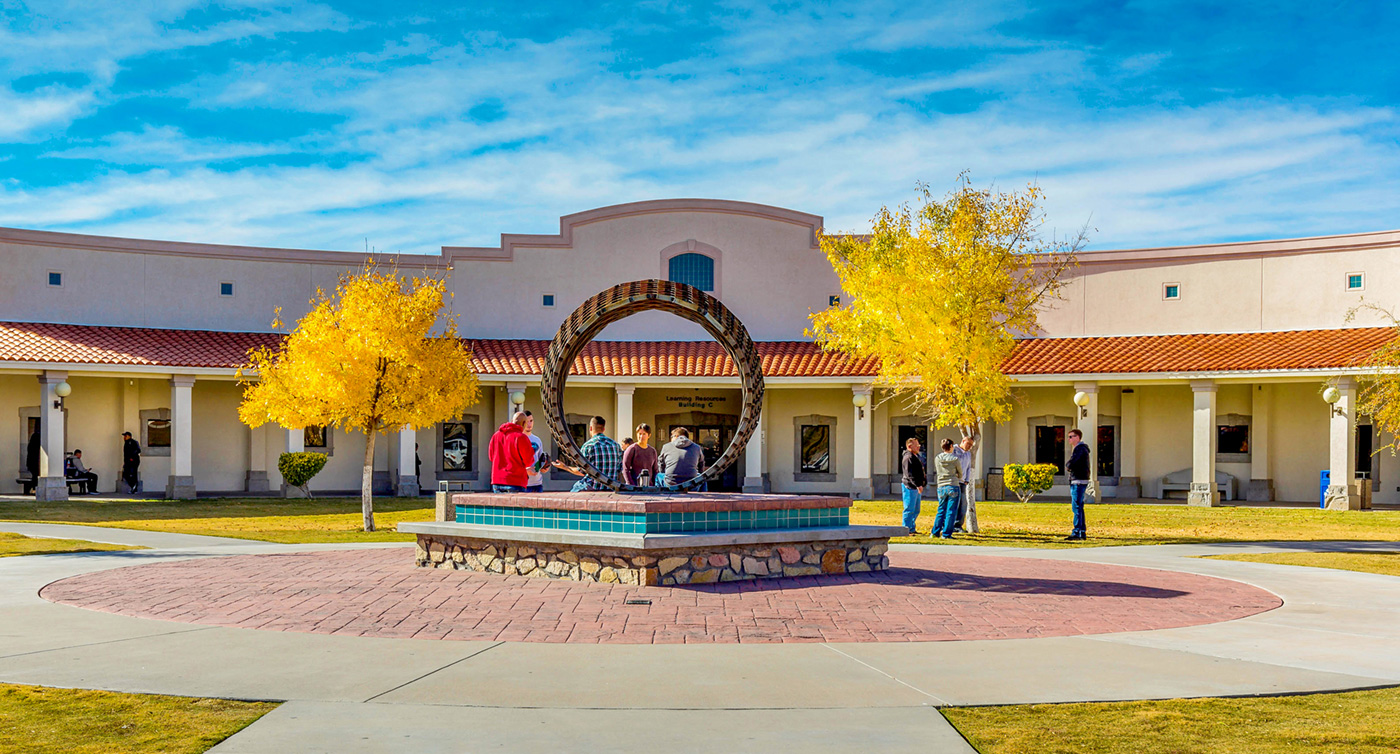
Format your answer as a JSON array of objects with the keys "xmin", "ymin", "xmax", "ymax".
[
  {"xmin": 238, "ymin": 262, "xmax": 480, "ymax": 531},
  {"xmin": 808, "ymin": 178, "xmax": 1085, "ymax": 531}
]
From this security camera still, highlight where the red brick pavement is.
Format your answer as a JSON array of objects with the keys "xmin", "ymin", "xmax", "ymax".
[{"xmin": 39, "ymin": 550, "xmax": 1281, "ymax": 644}]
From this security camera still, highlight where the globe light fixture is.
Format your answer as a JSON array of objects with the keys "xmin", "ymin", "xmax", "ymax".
[
  {"xmin": 509, "ymin": 390, "xmax": 526, "ymax": 406},
  {"xmin": 1323, "ymin": 385, "xmax": 1343, "ymax": 417},
  {"xmin": 53, "ymin": 380, "xmax": 71, "ymax": 409},
  {"xmin": 1073, "ymin": 390, "xmax": 1090, "ymax": 418},
  {"xmin": 852, "ymin": 392, "xmax": 868, "ymax": 419}
]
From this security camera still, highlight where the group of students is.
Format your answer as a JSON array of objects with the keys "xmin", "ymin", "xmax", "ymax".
[
  {"xmin": 899, "ymin": 436, "xmax": 975, "ymax": 538},
  {"xmin": 900, "ymin": 428, "xmax": 1092, "ymax": 540},
  {"xmin": 486, "ymin": 411, "xmax": 708, "ymax": 492}
]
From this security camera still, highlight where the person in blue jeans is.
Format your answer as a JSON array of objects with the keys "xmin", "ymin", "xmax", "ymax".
[
  {"xmin": 899, "ymin": 437, "xmax": 926, "ymax": 535},
  {"xmin": 931, "ymin": 438, "xmax": 963, "ymax": 538},
  {"xmin": 1065, "ymin": 428, "xmax": 1090, "ymax": 540}
]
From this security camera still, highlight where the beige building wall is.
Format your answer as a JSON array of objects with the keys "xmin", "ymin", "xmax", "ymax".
[{"xmin": 765, "ymin": 387, "xmax": 853, "ymax": 495}]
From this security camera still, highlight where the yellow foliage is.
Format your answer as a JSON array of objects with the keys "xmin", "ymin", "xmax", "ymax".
[
  {"xmin": 808, "ymin": 178, "xmax": 1083, "ymax": 433},
  {"xmin": 1003, "ymin": 463, "xmax": 1059, "ymax": 503},
  {"xmin": 237, "ymin": 262, "xmax": 480, "ymax": 530},
  {"xmin": 1347, "ymin": 303, "xmax": 1400, "ymax": 455}
]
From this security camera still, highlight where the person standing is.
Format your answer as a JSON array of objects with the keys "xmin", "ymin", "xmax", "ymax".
[
  {"xmin": 952, "ymin": 436, "xmax": 975, "ymax": 532},
  {"xmin": 1065, "ymin": 428, "xmax": 1090, "ymax": 540},
  {"xmin": 66, "ymin": 449, "xmax": 98, "ymax": 495},
  {"xmin": 622, "ymin": 423, "xmax": 659, "ymax": 486},
  {"xmin": 121, "ymin": 431, "xmax": 141, "ymax": 494},
  {"xmin": 657, "ymin": 427, "xmax": 706, "ymax": 486},
  {"xmin": 487, "ymin": 411, "xmax": 534, "ymax": 493},
  {"xmin": 932, "ymin": 438, "xmax": 963, "ymax": 539},
  {"xmin": 25, "ymin": 421, "xmax": 40, "ymax": 491},
  {"xmin": 900, "ymin": 437, "xmax": 926, "ymax": 535},
  {"xmin": 522, "ymin": 411, "xmax": 547, "ymax": 493},
  {"xmin": 552, "ymin": 416, "xmax": 622, "ymax": 491}
]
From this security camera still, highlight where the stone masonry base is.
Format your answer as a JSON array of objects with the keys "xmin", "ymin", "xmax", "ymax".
[{"xmin": 414, "ymin": 534, "xmax": 891, "ymax": 586}]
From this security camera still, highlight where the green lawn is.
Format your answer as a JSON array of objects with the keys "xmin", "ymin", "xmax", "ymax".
[
  {"xmin": 852, "ymin": 499, "xmax": 1400, "ymax": 548},
  {"xmin": 0, "ymin": 497, "xmax": 431, "ymax": 544},
  {"xmin": 1203, "ymin": 551, "xmax": 1400, "ymax": 577},
  {"xmin": 4, "ymin": 496, "xmax": 1400, "ymax": 548},
  {"xmin": 0, "ymin": 683, "xmax": 275, "ymax": 754},
  {"xmin": 943, "ymin": 686, "xmax": 1400, "ymax": 754},
  {"xmin": 0, "ymin": 531, "xmax": 142, "ymax": 557}
]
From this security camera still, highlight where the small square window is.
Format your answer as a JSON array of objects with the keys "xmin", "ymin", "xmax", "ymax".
[
  {"xmin": 828, "ymin": 295, "xmax": 841, "ymax": 307},
  {"xmin": 1346, "ymin": 273, "xmax": 1364, "ymax": 291},
  {"xmin": 1163, "ymin": 283, "xmax": 1180, "ymax": 300},
  {"xmin": 542, "ymin": 294, "xmax": 555, "ymax": 308},
  {"xmin": 47, "ymin": 271, "xmax": 62, "ymax": 287},
  {"xmin": 220, "ymin": 282, "xmax": 234, "ymax": 296}
]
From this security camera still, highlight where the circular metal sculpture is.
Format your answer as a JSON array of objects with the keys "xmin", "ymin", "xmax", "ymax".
[{"xmin": 542, "ymin": 279, "xmax": 765, "ymax": 493}]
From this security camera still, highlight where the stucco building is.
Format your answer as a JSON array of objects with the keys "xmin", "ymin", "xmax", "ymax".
[{"xmin": 1, "ymin": 199, "xmax": 1395, "ymax": 507}]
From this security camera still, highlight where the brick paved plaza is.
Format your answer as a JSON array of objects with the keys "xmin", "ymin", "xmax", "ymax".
[{"xmin": 41, "ymin": 548, "xmax": 1280, "ymax": 644}]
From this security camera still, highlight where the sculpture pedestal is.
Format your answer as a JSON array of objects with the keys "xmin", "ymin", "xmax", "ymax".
[{"xmin": 400, "ymin": 492, "xmax": 906, "ymax": 586}]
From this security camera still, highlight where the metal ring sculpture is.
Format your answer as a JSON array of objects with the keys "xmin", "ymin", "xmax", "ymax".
[{"xmin": 541, "ymin": 279, "xmax": 765, "ymax": 493}]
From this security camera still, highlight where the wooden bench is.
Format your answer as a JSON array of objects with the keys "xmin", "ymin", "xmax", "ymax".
[
  {"xmin": 1158, "ymin": 468, "xmax": 1235, "ymax": 501},
  {"xmin": 16, "ymin": 477, "xmax": 92, "ymax": 496}
]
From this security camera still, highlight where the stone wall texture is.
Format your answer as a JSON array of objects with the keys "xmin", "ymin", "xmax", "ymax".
[{"xmin": 414, "ymin": 535, "xmax": 890, "ymax": 586}]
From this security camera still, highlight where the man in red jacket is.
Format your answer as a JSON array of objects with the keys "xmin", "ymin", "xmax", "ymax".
[{"xmin": 488, "ymin": 412, "xmax": 535, "ymax": 492}]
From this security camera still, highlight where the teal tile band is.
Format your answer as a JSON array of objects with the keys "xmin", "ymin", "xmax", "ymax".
[{"xmin": 456, "ymin": 505, "xmax": 849, "ymax": 533}]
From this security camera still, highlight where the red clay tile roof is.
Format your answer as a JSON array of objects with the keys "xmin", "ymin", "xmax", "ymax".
[
  {"xmin": 1002, "ymin": 328, "xmax": 1394, "ymax": 375},
  {"xmin": 466, "ymin": 339, "xmax": 879, "ymax": 377},
  {"xmin": 0, "ymin": 321, "xmax": 1392, "ymax": 377}
]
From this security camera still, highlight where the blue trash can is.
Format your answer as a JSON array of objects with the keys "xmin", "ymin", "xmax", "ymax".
[{"xmin": 1319, "ymin": 470, "xmax": 1330, "ymax": 509}]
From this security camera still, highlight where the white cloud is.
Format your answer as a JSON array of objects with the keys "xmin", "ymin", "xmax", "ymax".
[{"xmin": 0, "ymin": 87, "xmax": 94, "ymax": 140}]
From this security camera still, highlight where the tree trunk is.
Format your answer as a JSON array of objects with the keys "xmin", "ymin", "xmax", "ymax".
[
  {"xmin": 960, "ymin": 424, "xmax": 981, "ymax": 533},
  {"xmin": 361, "ymin": 430, "xmax": 376, "ymax": 532}
]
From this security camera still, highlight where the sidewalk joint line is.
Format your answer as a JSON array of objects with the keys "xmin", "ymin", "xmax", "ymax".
[
  {"xmin": 0, "ymin": 626, "xmax": 215, "ymax": 661},
  {"xmin": 822, "ymin": 644, "xmax": 948, "ymax": 705},
  {"xmin": 361, "ymin": 641, "xmax": 505, "ymax": 703}
]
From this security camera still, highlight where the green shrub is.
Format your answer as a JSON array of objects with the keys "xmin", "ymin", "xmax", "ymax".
[
  {"xmin": 278, "ymin": 452, "xmax": 328, "ymax": 498},
  {"xmin": 1003, "ymin": 463, "xmax": 1059, "ymax": 504}
]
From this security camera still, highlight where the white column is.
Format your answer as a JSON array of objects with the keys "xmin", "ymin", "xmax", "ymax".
[
  {"xmin": 1074, "ymin": 382, "xmax": 1099, "ymax": 501},
  {"xmin": 743, "ymin": 393, "xmax": 766, "ymax": 493},
  {"xmin": 614, "ymin": 384, "xmax": 635, "ymax": 441},
  {"xmin": 851, "ymin": 387, "xmax": 873, "ymax": 499},
  {"xmin": 35, "ymin": 371, "xmax": 68, "ymax": 502},
  {"xmin": 396, "ymin": 426, "xmax": 420, "ymax": 496},
  {"xmin": 1247, "ymin": 384, "xmax": 1273, "ymax": 502},
  {"xmin": 1119, "ymin": 389, "xmax": 1140, "ymax": 498},
  {"xmin": 1325, "ymin": 378, "xmax": 1360, "ymax": 510},
  {"xmin": 1188, "ymin": 380, "xmax": 1219, "ymax": 507},
  {"xmin": 246, "ymin": 424, "xmax": 269, "ymax": 492},
  {"xmin": 166, "ymin": 375, "xmax": 196, "ymax": 499}
]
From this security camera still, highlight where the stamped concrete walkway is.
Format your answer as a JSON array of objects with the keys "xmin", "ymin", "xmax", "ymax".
[{"xmin": 2, "ymin": 523, "xmax": 1399, "ymax": 753}]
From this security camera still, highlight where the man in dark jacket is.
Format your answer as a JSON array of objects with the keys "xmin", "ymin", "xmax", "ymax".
[
  {"xmin": 1065, "ymin": 428, "xmax": 1090, "ymax": 540},
  {"xmin": 25, "ymin": 421, "xmax": 41, "ymax": 491},
  {"xmin": 900, "ymin": 437, "xmax": 926, "ymax": 535},
  {"xmin": 121, "ymin": 432, "xmax": 141, "ymax": 493}
]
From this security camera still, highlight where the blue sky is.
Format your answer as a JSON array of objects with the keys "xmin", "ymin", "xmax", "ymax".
[{"xmin": 1, "ymin": 1, "xmax": 1396, "ymax": 252}]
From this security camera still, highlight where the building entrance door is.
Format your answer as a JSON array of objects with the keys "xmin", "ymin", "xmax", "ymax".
[{"xmin": 668, "ymin": 424, "xmax": 740, "ymax": 491}]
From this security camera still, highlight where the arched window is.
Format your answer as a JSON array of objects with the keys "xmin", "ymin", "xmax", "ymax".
[{"xmin": 667, "ymin": 252, "xmax": 715, "ymax": 292}]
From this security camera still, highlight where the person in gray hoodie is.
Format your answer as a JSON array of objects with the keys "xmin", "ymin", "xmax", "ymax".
[{"xmin": 657, "ymin": 427, "xmax": 706, "ymax": 486}]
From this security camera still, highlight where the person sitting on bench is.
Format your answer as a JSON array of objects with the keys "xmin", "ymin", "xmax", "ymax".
[{"xmin": 65, "ymin": 449, "xmax": 98, "ymax": 495}]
